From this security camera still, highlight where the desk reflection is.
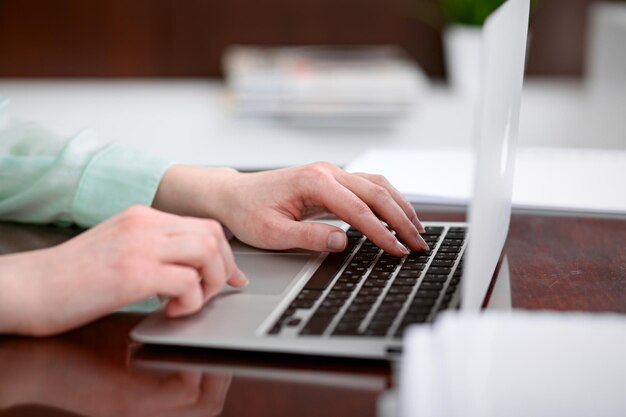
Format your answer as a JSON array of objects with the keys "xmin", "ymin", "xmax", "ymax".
[{"xmin": 0, "ymin": 337, "xmax": 231, "ymax": 417}]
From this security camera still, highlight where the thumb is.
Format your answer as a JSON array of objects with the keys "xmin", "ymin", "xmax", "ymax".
[{"xmin": 279, "ymin": 220, "xmax": 347, "ymax": 252}]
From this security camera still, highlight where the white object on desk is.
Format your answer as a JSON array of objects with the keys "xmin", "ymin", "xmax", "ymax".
[
  {"xmin": 346, "ymin": 147, "xmax": 626, "ymax": 215},
  {"xmin": 223, "ymin": 46, "xmax": 427, "ymax": 126},
  {"xmin": 399, "ymin": 311, "xmax": 626, "ymax": 417},
  {"xmin": 587, "ymin": 2, "xmax": 626, "ymax": 96}
]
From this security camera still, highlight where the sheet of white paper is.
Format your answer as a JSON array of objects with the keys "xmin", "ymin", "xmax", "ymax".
[
  {"xmin": 399, "ymin": 311, "xmax": 626, "ymax": 417},
  {"xmin": 346, "ymin": 147, "xmax": 626, "ymax": 214}
]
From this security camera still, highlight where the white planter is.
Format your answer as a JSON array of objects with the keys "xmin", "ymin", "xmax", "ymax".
[{"xmin": 443, "ymin": 25, "xmax": 483, "ymax": 99}]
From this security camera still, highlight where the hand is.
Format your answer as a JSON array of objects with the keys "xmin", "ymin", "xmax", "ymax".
[
  {"xmin": 152, "ymin": 162, "xmax": 429, "ymax": 257},
  {"xmin": 0, "ymin": 205, "xmax": 248, "ymax": 336}
]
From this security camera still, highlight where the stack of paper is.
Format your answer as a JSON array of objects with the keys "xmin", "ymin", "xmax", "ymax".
[
  {"xmin": 346, "ymin": 147, "xmax": 626, "ymax": 214},
  {"xmin": 399, "ymin": 311, "xmax": 626, "ymax": 417},
  {"xmin": 223, "ymin": 46, "xmax": 427, "ymax": 126}
]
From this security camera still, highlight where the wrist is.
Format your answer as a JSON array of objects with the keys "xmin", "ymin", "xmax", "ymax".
[{"xmin": 152, "ymin": 164, "xmax": 241, "ymax": 222}]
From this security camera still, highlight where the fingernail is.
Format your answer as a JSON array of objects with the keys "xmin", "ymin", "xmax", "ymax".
[
  {"xmin": 412, "ymin": 216, "xmax": 425, "ymax": 233},
  {"xmin": 240, "ymin": 273, "xmax": 250, "ymax": 287},
  {"xmin": 416, "ymin": 234, "xmax": 430, "ymax": 251},
  {"xmin": 327, "ymin": 231, "xmax": 346, "ymax": 251},
  {"xmin": 395, "ymin": 240, "xmax": 410, "ymax": 255},
  {"xmin": 235, "ymin": 270, "xmax": 249, "ymax": 287}
]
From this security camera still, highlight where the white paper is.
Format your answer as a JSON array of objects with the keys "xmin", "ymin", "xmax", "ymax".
[
  {"xmin": 399, "ymin": 311, "xmax": 626, "ymax": 417},
  {"xmin": 346, "ymin": 147, "xmax": 626, "ymax": 214}
]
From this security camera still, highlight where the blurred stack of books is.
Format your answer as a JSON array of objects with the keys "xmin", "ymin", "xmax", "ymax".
[{"xmin": 223, "ymin": 46, "xmax": 427, "ymax": 127}]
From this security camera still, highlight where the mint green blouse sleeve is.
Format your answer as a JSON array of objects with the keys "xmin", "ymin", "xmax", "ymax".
[{"xmin": 0, "ymin": 97, "xmax": 174, "ymax": 227}]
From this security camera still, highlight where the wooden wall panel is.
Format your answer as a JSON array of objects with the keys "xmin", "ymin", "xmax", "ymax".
[{"xmin": 0, "ymin": 0, "xmax": 622, "ymax": 78}]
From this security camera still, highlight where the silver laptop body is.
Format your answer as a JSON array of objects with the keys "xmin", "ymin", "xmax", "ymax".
[{"xmin": 132, "ymin": 0, "xmax": 530, "ymax": 360}]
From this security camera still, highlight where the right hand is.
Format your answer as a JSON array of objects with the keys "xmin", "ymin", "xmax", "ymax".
[{"xmin": 0, "ymin": 205, "xmax": 248, "ymax": 336}]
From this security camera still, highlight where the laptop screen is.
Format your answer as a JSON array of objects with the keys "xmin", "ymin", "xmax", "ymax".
[{"xmin": 462, "ymin": 0, "xmax": 530, "ymax": 310}]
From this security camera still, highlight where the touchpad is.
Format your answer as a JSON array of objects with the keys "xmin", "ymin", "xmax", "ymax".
[{"xmin": 229, "ymin": 252, "xmax": 312, "ymax": 295}]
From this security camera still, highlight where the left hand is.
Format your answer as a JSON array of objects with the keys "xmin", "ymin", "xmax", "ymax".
[{"xmin": 153, "ymin": 162, "xmax": 429, "ymax": 256}]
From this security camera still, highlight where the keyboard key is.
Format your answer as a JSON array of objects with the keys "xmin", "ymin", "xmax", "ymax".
[
  {"xmin": 438, "ymin": 246, "xmax": 462, "ymax": 253},
  {"xmin": 286, "ymin": 317, "xmax": 302, "ymax": 326},
  {"xmin": 431, "ymin": 259, "xmax": 455, "ymax": 267},
  {"xmin": 411, "ymin": 297, "xmax": 437, "ymax": 307},
  {"xmin": 368, "ymin": 271, "xmax": 393, "ymax": 279},
  {"xmin": 372, "ymin": 310, "xmax": 400, "ymax": 321},
  {"xmin": 388, "ymin": 286, "xmax": 413, "ymax": 294},
  {"xmin": 358, "ymin": 287, "xmax": 383, "ymax": 296},
  {"xmin": 333, "ymin": 282, "xmax": 358, "ymax": 291},
  {"xmin": 359, "ymin": 245, "xmax": 379, "ymax": 253},
  {"xmin": 364, "ymin": 328, "xmax": 387, "ymax": 337},
  {"xmin": 363, "ymin": 279, "xmax": 388, "ymax": 287},
  {"xmin": 336, "ymin": 275, "xmax": 360, "ymax": 283},
  {"xmin": 442, "ymin": 238, "xmax": 464, "ymax": 246},
  {"xmin": 326, "ymin": 290, "xmax": 352, "ymax": 299},
  {"xmin": 304, "ymin": 252, "xmax": 348, "ymax": 290},
  {"xmin": 420, "ymin": 282, "xmax": 444, "ymax": 291},
  {"xmin": 393, "ymin": 277, "xmax": 419, "ymax": 286},
  {"xmin": 317, "ymin": 305, "xmax": 342, "ymax": 314},
  {"xmin": 346, "ymin": 228, "xmax": 363, "ymax": 237},
  {"xmin": 427, "ymin": 266, "xmax": 452, "ymax": 275},
  {"xmin": 320, "ymin": 298, "xmax": 346, "ymax": 308},
  {"xmin": 415, "ymin": 290, "xmax": 441, "ymax": 299},
  {"xmin": 332, "ymin": 323, "xmax": 361, "ymax": 336},
  {"xmin": 378, "ymin": 301, "xmax": 405, "ymax": 312},
  {"xmin": 268, "ymin": 324, "xmax": 282, "ymax": 335},
  {"xmin": 445, "ymin": 232, "xmax": 466, "ymax": 239},
  {"xmin": 434, "ymin": 253, "xmax": 458, "ymax": 260},
  {"xmin": 301, "ymin": 314, "xmax": 334, "ymax": 335},
  {"xmin": 423, "ymin": 274, "xmax": 448, "ymax": 283},
  {"xmin": 406, "ymin": 253, "xmax": 431, "ymax": 262},
  {"xmin": 354, "ymin": 253, "xmax": 376, "ymax": 261},
  {"xmin": 423, "ymin": 227, "xmax": 444, "ymax": 235},
  {"xmin": 383, "ymin": 293, "xmax": 410, "ymax": 302},
  {"xmin": 290, "ymin": 299, "xmax": 317, "ymax": 309},
  {"xmin": 407, "ymin": 305, "xmax": 432, "ymax": 315},
  {"xmin": 403, "ymin": 313, "xmax": 428, "ymax": 323},
  {"xmin": 400, "ymin": 263, "xmax": 425, "ymax": 271},
  {"xmin": 346, "ymin": 304, "xmax": 372, "ymax": 313},
  {"xmin": 367, "ymin": 321, "xmax": 392, "ymax": 332},
  {"xmin": 352, "ymin": 295, "xmax": 379, "ymax": 304},
  {"xmin": 296, "ymin": 289, "xmax": 323, "ymax": 300},
  {"xmin": 396, "ymin": 270, "xmax": 421, "ymax": 278}
]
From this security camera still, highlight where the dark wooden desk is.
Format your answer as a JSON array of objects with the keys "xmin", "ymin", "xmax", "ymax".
[{"xmin": 0, "ymin": 212, "xmax": 624, "ymax": 417}]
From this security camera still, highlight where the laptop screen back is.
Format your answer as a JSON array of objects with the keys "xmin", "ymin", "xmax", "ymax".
[{"xmin": 462, "ymin": 0, "xmax": 530, "ymax": 310}]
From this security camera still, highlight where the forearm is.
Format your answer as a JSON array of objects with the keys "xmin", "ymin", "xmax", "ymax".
[
  {"xmin": 0, "ymin": 252, "xmax": 40, "ymax": 334},
  {"xmin": 152, "ymin": 164, "xmax": 241, "ymax": 222}
]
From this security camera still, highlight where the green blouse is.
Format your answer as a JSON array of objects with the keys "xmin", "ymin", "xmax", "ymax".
[{"xmin": 0, "ymin": 96, "xmax": 173, "ymax": 227}]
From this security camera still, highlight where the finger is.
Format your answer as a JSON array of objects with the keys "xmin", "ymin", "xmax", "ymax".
[
  {"xmin": 269, "ymin": 216, "xmax": 348, "ymax": 252},
  {"xmin": 157, "ymin": 234, "xmax": 246, "ymax": 302},
  {"xmin": 353, "ymin": 172, "xmax": 424, "ymax": 233},
  {"xmin": 150, "ymin": 265, "xmax": 204, "ymax": 317},
  {"xmin": 316, "ymin": 181, "xmax": 409, "ymax": 256},
  {"xmin": 197, "ymin": 373, "xmax": 233, "ymax": 416},
  {"xmin": 337, "ymin": 173, "xmax": 428, "ymax": 252},
  {"xmin": 217, "ymin": 234, "xmax": 249, "ymax": 289}
]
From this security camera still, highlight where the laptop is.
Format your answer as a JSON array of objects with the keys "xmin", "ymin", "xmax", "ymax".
[{"xmin": 132, "ymin": 0, "xmax": 530, "ymax": 360}]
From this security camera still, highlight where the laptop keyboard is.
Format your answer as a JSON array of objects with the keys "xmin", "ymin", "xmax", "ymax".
[{"xmin": 268, "ymin": 225, "xmax": 466, "ymax": 339}]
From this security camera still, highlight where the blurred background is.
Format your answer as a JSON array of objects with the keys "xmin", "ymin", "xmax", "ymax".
[
  {"xmin": 0, "ymin": 0, "xmax": 624, "ymax": 171},
  {"xmin": 0, "ymin": 0, "xmax": 618, "ymax": 78}
]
